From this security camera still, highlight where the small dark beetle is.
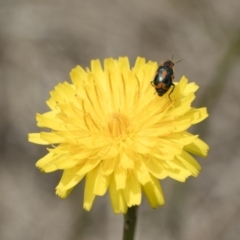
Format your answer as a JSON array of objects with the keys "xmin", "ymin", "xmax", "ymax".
[
  {"xmin": 151, "ymin": 60, "xmax": 175, "ymax": 101},
  {"xmin": 151, "ymin": 57, "xmax": 182, "ymax": 101}
]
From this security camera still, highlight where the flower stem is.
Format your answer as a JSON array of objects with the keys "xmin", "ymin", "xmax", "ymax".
[{"xmin": 123, "ymin": 206, "xmax": 138, "ymax": 240}]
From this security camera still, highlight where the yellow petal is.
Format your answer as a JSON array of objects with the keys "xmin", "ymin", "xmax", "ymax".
[
  {"xmin": 56, "ymin": 188, "xmax": 74, "ymax": 199},
  {"xmin": 171, "ymin": 115, "xmax": 193, "ymax": 133},
  {"xmin": 161, "ymin": 161, "xmax": 190, "ymax": 182},
  {"xmin": 164, "ymin": 132, "xmax": 198, "ymax": 146},
  {"xmin": 165, "ymin": 76, "xmax": 188, "ymax": 101},
  {"xmin": 185, "ymin": 107, "xmax": 208, "ymax": 124},
  {"xmin": 36, "ymin": 113, "xmax": 66, "ymax": 131},
  {"xmin": 36, "ymin": 152, "xmax": 55, "ymax": 171},
  {"xmin": 131, "ymin": 136, "xmax": 157, "ymax": 154},
  {"xmin": 70, "ymin": 65, "xmax": 87, "ymax": 88},
  {"xmin": 134, "ymin": 161, "xmax": 151, "ymax": 185},
  {"xmin": 90, "ymin": 59, "xmax": 104, "ymax": 79},
  {"xmin": 166, "ymin": 158, "xmax": 192, "ymax": 179},
  {"xmin": 41, "ymin": 155, "xmax": 78, "ymax": 172},
  {"xmin": 133, "ymin": 57, "xmax": 146, "ymax": 73},
  {"xmin": 142, "ymin": 156, "xmax": 167, "ymax": 179},
  {"xmin": 124, "ymin": 172, "xmax": 141, "ymax": 207},
  {"xmin": 142, "ymin": 174, "xmax": 165, "ymax": 208},
  {"xmin": 76, "ymin": 157, "xmax": 101, "ymax": 177},
  {"xmin": 93, "ymin": 164, "xmax": 110, "ymax": 196},
  {"xmin": 183, "ymin": 81, "xmax": 199, "ymax": 95},
  {"xmin": 40, "ymin": 132, "xmax": 65, "ymax": 144},
  {"xmin": 109, "ymin": 175, "xmax": 127, "ymax": 214},
  {"xmin": 101, "ymin": 157, "xmax": 116, "ymax": 175},
  {"xmin": 169, "ymin": 93, "xmax": 195, "ymax": 115},
  {"xmin": 83, "ymin": 166, "xmax": 98, "ymax": 211},
  {"xmin": 118, "ymin": 57, "xmax": 130, "ymax": 72},
  {"xmin": 177, "ymin": 150, "xmax": 201, "ymax": 177},
  {"xmin": 157, "ymin": 138, "xmax": 183, "ymax": 156},
  {"xmin": 120, "ymin": 151, "xmax": 134, "ymax": 169},
  {"xmin": 56, "ymin": 166, "xmax": 85, "ymax": 192},
  {"xmin": 28, "ymin": 133, "xmax": 49, "ymax": 145},
  {"xmin": 114, "ymin": 165, "xmax": 127, "ymax": 190},
  {"xmin": 184, "ymin": 137, "xmax": 209, "ymax": 157},
  {"xmin": 176, "ymin": 76, "xmax": 188, "ymax": 93}
]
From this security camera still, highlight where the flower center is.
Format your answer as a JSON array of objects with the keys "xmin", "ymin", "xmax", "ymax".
[{"xmin": 106, "ymin": 113, "xmax": 130, "ymax": 138}]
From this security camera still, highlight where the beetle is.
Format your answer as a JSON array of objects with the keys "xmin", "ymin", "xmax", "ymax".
[
  {"xmin": 151, "ymin": 57, "xmax": 183, "ymax": 101},
  {"xmin": 151, "ymin": 59, "xmax": 175, "ymax": 101}
]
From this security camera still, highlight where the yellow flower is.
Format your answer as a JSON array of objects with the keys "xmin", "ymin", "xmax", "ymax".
[{"xmin": 29, "ymin": 57, "xmax": 209, "ymax": 213}]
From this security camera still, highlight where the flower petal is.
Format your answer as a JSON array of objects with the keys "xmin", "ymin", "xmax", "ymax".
[
  {"xmin": 109, "ymin": 175, "xmax": 127, "ymax": 214},
  {"xmin": 184, "ymin": 137, "xmax": 209, "ymax": 157},
  {"xmin": 124, "ymin": 172, "xmax": 141, "ymax": 207},
  {"xmin": 83, "ymin": 166, "xmax": 98, "ymax": 211},
  {"xmin": 93, "ymin": 164, "xmax": 110, "ymax": 196},
  {"xmin": 142, "ymin": 174, "xmax": 165, "ymax": 208},
  {"xmin": 114, "ymin": 165, "xmax": 127, "ymax": 190},
  {"xmin": 176, "ymin": 150, "xmax": 201, "ymax": 177},
  {"xmin": 28, "ymin": 133, "xmax": 49, "ymax": 145}
]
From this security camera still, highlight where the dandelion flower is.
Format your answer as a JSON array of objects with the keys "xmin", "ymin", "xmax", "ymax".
[{"xmin": 29, "ymin": 57, "xmax": 209, "ymax": 213}]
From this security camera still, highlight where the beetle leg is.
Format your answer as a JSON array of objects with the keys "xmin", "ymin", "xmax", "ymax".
[
  {"xmin": 168, "ymin": 84, "xmax": 175, "ymax": 101},
  {"xmin": 150, "ymin": 81, "xmax": 155, "ymax": 87}
]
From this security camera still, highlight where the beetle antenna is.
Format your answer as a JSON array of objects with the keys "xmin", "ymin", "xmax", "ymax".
[
  {"xmin": 175, "ymin": 59, "xmax": 183, "ymax": 64},
  {"xmin": 171, "ymin": 53, "xmax": 174, "ymax": 61}
]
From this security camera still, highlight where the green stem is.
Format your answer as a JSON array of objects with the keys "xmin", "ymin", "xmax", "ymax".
[{"xmin": 123, "ymin": 206, "xmax": 138, "ymax": 240}]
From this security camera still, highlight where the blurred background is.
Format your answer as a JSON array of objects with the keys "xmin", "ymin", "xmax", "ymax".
[{"xmin": 1, "ymin": 0, "xmax": 240, "ymax": 239}]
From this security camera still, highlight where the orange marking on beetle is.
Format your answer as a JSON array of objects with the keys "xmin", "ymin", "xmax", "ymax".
[{"xmin": 156, "ymin": 82, "xmax": 168, "ymax": 90}]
